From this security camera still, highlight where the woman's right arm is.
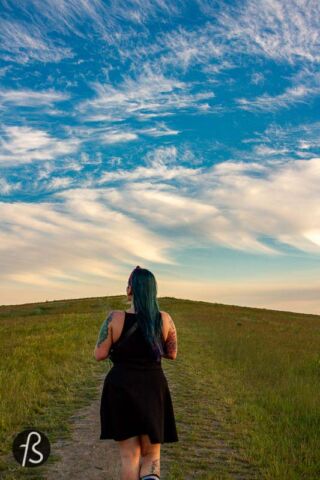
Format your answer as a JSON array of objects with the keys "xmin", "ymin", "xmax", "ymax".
[{"xmin": 162, "ymin": 313, "xmax": 178, "ymax": 360}]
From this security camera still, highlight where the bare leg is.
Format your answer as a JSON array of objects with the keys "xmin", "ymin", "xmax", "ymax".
[
  {"xmin": 117, "ymin": 436, "xmax": 141, "ymax": 480},
  {"xmin": 139, "ymin": 434, "xmax": 161, "ymax": 478}
]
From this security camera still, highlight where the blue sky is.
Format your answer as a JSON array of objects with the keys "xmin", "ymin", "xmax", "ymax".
[{"xmin": 1, "ymin": 0, "xmax": 320, "ymax": 314}]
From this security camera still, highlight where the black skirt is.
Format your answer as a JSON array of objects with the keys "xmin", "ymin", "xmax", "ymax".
[{"xmin": 100, "ymin": 361, "xmax": 179, "ymax": 444}]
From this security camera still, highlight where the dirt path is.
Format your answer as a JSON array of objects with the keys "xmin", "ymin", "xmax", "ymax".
[
  {"xmin": 42, "ymin": 370, "xmax": 259, "ymax": 480},
  {"xmin": 44, "ymin": 371, "xmax": 120, "ymax": 480},
  {"xmin": 43, "ymin": 371, "xmax": 171, "ymax": 479}
]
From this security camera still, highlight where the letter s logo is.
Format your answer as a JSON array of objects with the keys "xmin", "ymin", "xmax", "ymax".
[
  {"xmin": 12, "ymin": 428, "xmax": 50, "ymax": 467},
  {"xmin": 20, "ymin": 431, "xmax": 44, "ymax": 466}
]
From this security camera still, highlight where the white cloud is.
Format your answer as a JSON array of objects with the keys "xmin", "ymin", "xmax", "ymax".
[
  {"xmin": 0, "ymin": 0, "xmax": 186, "ymax": 70},
  {"xmin": 102, "ymin": 131, "xmax": 138, "ymax": 144},
  {"xmin": 0, "ymin": 178, "xmax": 22, "ymax": 195},
  {"xmin": 0, "ymin": 192, "xmax": 177, "ymax": 289},
  {"xmin": 304, "ymin": 230, "xmax": 320, "ymax": 248},
  {"xmin": 24, "ymin": 0, "xmax": 180, "ymax": 35},
  {"xmin": 144, "ymin": 146, "xmax": 178, "ymax": 167},
  {"xmin": 1, "ymin": 153, "xmax": 320, "ymax": 310},
  {"xmin": 0, "ymin": 88, "xmax": 69, "ymax": 106},
  {"xmin": 45, "ymin": 177, "xmax": 73, "ymax": 190},
  {"xmin": 96, "ymin": 154, "xmax": 320, "ymax": 255},
  {"xmin": 154, "ymin": 26, "xmax": 226, "ymax": 73},
  {"xmin": 253, "ymin": 145, "xmax": 289, "ymax": 156},
  {"xmin": 112, "ymin": 18, "xmax": 236, "ymax": 81},
  {"xmin": 78, "ymin": 67, "xmax": 216, "ymax": 124},
  {"xmin": 0, "ymin": 19, "xmax": 73, "ymax": 64},
  {"xmin": 236, "ymin": 83, "xmax": 320, "ymax": 112},
  {"xmin": 3, "ymin": 154, "xmax": 320, "ymax": 285},
  {"xmin": 86, "ymin": 114, "xmax": 124, "ymax": 122},
  {"xmin": 108, "ymin": 157, "xmax": 122, "ymax": 167},
  {"xmin": 0, "ymin": 125, "xmax": 80, "ymax": 166},
  {"xmin": 250, "ymin": 72, "xmax": 265, "ymax": 85},
  {"xmin": 0, "ymin": 66, "xmax": 11, "ymax": 77},
  {"xmin": 241, "ymin": 121, "xmax": 320, "ymax": 160},
  {"xmin": 97, "ymin": 161, "xmax": 196, "ymax": 184},
  {"xmin": 209, "ymin": 0, "xmax": 320, "ymax": 65},
  {"xmin": 139, "ymin": 125, "xmax": 180, "ymax": 137}
]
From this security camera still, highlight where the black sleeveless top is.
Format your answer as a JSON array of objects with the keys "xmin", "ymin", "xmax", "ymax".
[
  {"xmin": 100, "ymin": 310, "xmax": 179, "ymax": 443},
  {"xmin": 109, "ymin": 311, "xmax": 164, "ymax": 366}
]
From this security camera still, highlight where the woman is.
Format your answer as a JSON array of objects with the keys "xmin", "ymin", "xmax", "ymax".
[{"xmin": 94, "ymin": 266, "xmax": 179, "ymax": 480}]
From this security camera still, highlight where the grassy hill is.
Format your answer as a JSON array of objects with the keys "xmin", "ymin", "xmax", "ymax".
[{"xmin": 0, "ymin": 296, "xmax": 319, "ymax": 479}]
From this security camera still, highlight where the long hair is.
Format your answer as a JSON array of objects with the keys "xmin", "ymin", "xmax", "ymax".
[{"xmin": 128, "ymin": 266, "xmax": 164, "ymax": 361}]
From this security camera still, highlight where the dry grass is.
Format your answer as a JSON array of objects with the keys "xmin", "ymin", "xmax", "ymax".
[{"xmin": 0, "ymin": 296, "xmax": 319, "ymax": 479}]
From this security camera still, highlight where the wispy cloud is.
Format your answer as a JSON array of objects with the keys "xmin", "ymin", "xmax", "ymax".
[
  {"xmin": 0, "ymin": 178, "xmax": 22, "ymax": 195},
  {"xmin": 102, "ymin": 131, "xmax": 138, "ymax": 144},
  {"xmin": 1, "ymin": 0, "xmax": 320, "ymax": 312},
  {"xmin": 0, "ymin": 88, "xmax": 70, "ymax": 107},
  {"xmin": 0, "ymin": 126, "xmax": 80, "ymax": 166},
  {"xmin": 250, "ymin": 72, "xmax": 265, "ymax": 85},
  {"xmin": 0, "ymin": 66, "xmax": 11, "ymax": 78},
  {"xmin": 2, "ymin": 154, "xmax": 320, "ymax": 298},
  {"xmin": 0, "ymin": 192, "xmax": 177, "ymax": 289},
  {"xmin": 0, "ymin": 0, "xmax": 184, "ymax": 67},
  {"xmin": 236, "ymin": 84, "xmax": 320, "ymax": 112},
  {"xmin": 45, "ymin": 176, "xmax": 74, "ymax": 190},
  {"xmin": 1, "ymin": 151, "xmax": 320, "ymax": 311},
  {"xmin": 0, "ymin": 19, "xmax": 73, "ymax": 64},
  {"xmin": 79, "ymin": 68, "xmax": 215, "ymax": 123},
  {"xmin": 208, "ymin": 0, "xmax": 320, "ymax": 65},
  {"xmin": 127, "ymin": 24, "xmax": 231, "ymax": 75},
  {"xmin": 139, "ymin": 124, "xmax": 180, "ymax": 137},
  {"xmin": 94, "ymin": 153, "xmax": 320, "ymax": 255},
  {"xmin": 159, "ymin": 26, "xmax": 224, "ymax": 72},
  {"xmin": 144, "ymin": 146, "xmax": 178, "ymax": 167},
  {"xmin": 253, "ymin": 145, "xmax": 289, "ymax": 156},
  {"xmin": 242, "ymin": 121, "xmax": 320, "ymax": 159},
  {"xmin": 24, "ymin": 0, "xmax": 181, "ymax": 34}
]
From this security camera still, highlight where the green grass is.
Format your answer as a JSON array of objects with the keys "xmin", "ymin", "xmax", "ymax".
[{"xmin": 0, "ymin": 296, "xmax": 319, "ymax": 479}]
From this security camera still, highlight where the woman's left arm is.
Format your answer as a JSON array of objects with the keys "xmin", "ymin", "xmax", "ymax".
[{"xmin": 93, "ymin": 310, "xmax": 114, "ymax": 361}]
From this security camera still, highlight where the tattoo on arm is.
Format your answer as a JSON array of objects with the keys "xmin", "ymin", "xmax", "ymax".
[
  {"xmin": 164, "ymin": 316, "xmax": 177, "ymax": 358},
  {"xmin": 96, "ymin": 311, "xmax": 113, "ymax": 347}
]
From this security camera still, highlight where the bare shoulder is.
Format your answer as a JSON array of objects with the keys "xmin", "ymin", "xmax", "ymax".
[
  {"xmin": 106, "ymin": 311, "xmax": 124, "ymax": 342},
  {"xmin": 159, "ymin": 310, "xmax": 168, "ymax": 321},
  {"xmin": 105, "ymin": 310, "xmax": 123, "ymax": 325},
  {"xmin": 160, "ymin": 310, "xmax": 174, "ymax": 324}
]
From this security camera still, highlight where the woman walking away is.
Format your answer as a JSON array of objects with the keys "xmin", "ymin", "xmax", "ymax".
[{"xmin": 94, "ymin": 266, "xmax": 179, "ymax": 480}]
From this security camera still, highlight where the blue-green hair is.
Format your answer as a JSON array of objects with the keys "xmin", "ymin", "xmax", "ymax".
[{"xmin": 128, "ymin": 267, "xmax": 164, "ymax": 361}]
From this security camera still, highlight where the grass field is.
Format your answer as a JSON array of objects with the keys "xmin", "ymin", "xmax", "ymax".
[{"xmin": 0, "ymin": 295, "xmax": 319, "ymax": 479}]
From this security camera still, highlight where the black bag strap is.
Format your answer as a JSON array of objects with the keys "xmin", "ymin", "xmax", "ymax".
[{"xmin": 111, "ymin": 320, "xmax": 139, "ymax": 351}]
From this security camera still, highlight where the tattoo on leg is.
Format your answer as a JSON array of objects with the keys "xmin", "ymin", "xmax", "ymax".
[
  {"xmin": 96, "ymin": 311, "xmax": 113, "ymax": 347},
  {"xmin": 151, "ymin": 458, "xmax": 160, "ymax": 474}
]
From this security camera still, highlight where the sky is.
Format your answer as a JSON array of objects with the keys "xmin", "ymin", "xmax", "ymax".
[{"xmin": 1, "ymin": 0, "xmax": 320, "ymax": 314}]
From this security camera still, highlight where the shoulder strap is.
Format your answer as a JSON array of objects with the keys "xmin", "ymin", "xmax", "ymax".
[{"xmin": 111, "ymin": 319, "xmax": 139, "ymax": 351}]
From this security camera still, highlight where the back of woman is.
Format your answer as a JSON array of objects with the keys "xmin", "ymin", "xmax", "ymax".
[
  {"xmin": 108, "ymin": 311, "xmax": 165, "ymax": 365},
  {"xmin": 95, "ymin": 266, "xmax": 179, "ymax": 480}
]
